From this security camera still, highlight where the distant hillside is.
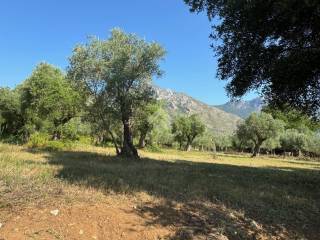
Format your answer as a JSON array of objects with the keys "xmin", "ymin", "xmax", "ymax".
[
  {"xmin": 215, "ymin": 98, "xmax": 263, "ymax": 119},
  {"xmin": 154, "ymin": 87, "xmax": 242, "ymax": 135}
]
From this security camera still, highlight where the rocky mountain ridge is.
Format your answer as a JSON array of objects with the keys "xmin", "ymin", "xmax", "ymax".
[{"xmin": 154, "ymin": 86, "xmax": 243, "ymax": 135}]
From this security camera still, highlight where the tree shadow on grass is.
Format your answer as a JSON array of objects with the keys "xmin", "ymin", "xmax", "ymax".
[{"xmin": 45, "ymin": 150, "xmax": 320, "ymax": 239}]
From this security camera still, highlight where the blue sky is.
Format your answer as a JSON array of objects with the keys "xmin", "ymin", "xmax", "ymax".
[{"xmin": 0, "ymin": 0, "xmax": 257, "ymax": 105}]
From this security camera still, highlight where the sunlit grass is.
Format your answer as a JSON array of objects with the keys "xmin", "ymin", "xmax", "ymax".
[
  {"xmin": 142, "ymin": 148, "xmax": 320, "ymax": 170},
  {"xmin": 0, "ymin": 142, "xmax": 319, "ymax": 238}
]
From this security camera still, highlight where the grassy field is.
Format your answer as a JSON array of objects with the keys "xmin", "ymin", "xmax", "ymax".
[{"xmin": 0, "ymin": 143, "xmax": 319, "ymax": 239}]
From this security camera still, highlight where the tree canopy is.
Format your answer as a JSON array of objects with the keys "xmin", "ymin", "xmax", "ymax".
[
  {"xmin": 21, "ymin": 63, "xmax": 82, "ymax": 139},
  {"xmin": 184, "ymin": 0, "xmax": 320, "ymax": 118},
  {"xmin": 68, "ymin": 29, "xmax": 165, "ymax": 158},
  {"xmin": 172, "ymin": 114, "xmax": 206, "ymax": 151},
  {"xmin": 263, "ymin": 106, "xmax": 319, "ymax": 132},
  {"xmin": 236, "ymin": 112, "xmax": 284, "ymax": 156},
  {"xmin": 0, "ymin": 88, "xmax": 24, "ymax": 139}
]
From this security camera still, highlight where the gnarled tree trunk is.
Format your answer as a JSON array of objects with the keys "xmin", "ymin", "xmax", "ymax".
[
  {"xmin": 121, "ymin": 118, "xmax": 139, "ymax": 158},
  {"xmin": 252, "ymin": 139, "xmax": 264, "ymax": 157},
  {"xmin": 185, "ymin": 142, "xmax": 192, "ymax": 151}
]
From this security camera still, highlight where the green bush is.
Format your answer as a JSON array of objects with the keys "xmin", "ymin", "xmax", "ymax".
[
  {"xmin": 44, "ymin": 140, "xmax": 74, "ymax": 152},
  {"xmin": 27, "ymin": 132, "xmax": 49, "ymax": 148},
  {"xmin": 145, "ymin": 144, "xmax": 163, "ymax": 153},
  {"xmin": 77, "ymin": 136, "xmax": 93, "ymax": 145}
]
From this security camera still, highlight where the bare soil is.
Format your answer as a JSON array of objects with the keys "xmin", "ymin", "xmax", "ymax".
[{"xmin": 0, "ymin": 198, "xmax": 172, "ymax": 240}]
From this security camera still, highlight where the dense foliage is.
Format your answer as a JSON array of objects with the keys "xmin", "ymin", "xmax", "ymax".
[
  {"xmin": 184, "ymin": 0, "xmax": 320, "ymax": 119},
  {"xmin": 0, "ymin": 87, "xmax": 24, "ymax": 140},
  {"xmin": 0, "ymin": 63, "xmax": 82, "ymax": 143},
  {"xmin": 21, "ymin": 63, "xmax": 83, "ymax": 140},
  {"xmin": 172, "ymin": 114, "xmax": 206, "ymax": 151},
  {"xmin": 68, "ymin": 29, "xmax": 165, "ymax": 158},
  {"xmin": 236, "ymin": 112, "xmax": 284, "ymax": 156},
  {"xmin": 0, "ymin": 28, "xmax": 319, "ymax": 158}
]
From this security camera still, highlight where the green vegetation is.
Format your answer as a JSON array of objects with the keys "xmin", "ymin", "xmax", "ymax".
[
  {"xmin": 1, "ymin": 4, "xmax": 320, "ymax": 239},
  {"xmin": 185, "ymin": 0, "xmax": 320, "ymax": 118},
  {"xmin": 155, "ymin": 86, "xmax": 242, "ymax": 135},
  {"xmin": 236, "ymin": 112, "xmax": 284, "ymax": 157},
  {"xmin": 172, "ymin": 114, "xmax": 206, "ymax": 151},
  {"xmin": 134, "ymin": 101, "xmax": 171, "ymax": 148},
  {"xmin": 21, "ymin": 63, "xmax": 82, "ymax": 140},
  {"xmin": 68, "ymin": 29, "xmax": 165, "ymax": 158},
  {"xmin": 0, "ymin": 29, "xmax": 319, "ymax": 160}
]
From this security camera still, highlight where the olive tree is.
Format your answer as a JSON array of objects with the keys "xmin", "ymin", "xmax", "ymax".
[
  {"xmin": 68, "ymin": 29, "xmax": 165, "ymax": 158},
  {"xmin": 172, "ymin": 114, "xmax": 205, "ymax": 151},
  {"xmin": 194, "ymin": 131, "xmax": 215, "ymax": 151},
  {"xmin": 280, "ymin": 129, "xmax": 309, "ymax": 156},
  {"xmin": 134, "ymin": 101, "xmax": 171, "ymax": 148},
  {"xmin": 214, "ymin": 135, "xmax": 232, "ymax": 152},
  {"xmin": 236, "ymin": 112, "xmax": 284, "ymax": 157}
]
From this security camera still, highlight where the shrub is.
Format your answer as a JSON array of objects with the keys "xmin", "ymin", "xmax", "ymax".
[
  {"xmin": 44, "ymin": 140, "xmax": 74, "ymax": 152},
  {"xmin": 77, "ymin": 136, "xmax": 93, "ymax": 145},
  {"xmin": 27, "ymin": 132, "xmax": 49, "ymax": 148},
  {"xmin": 145, "ymin": 144, "xmax": 163, "ymax": 153}
]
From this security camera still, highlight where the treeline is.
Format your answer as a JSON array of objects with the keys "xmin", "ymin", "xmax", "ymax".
[
  {"xmin": 0, "ymin": 29, "xmax": 319, "ymax": 158},
  {"xmin": 0, "ymin": 29, "xmax": 208, "ymax": 157},
  {"xmin": 216, "ymin": 110, "xmax": 320, "ymax": 157},
  {"xmin": 0, "ymin": 62, "xmax": 208, "ymax": 154}
]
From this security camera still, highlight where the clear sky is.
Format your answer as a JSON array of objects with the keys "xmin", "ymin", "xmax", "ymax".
[{"xmin": 0, "ymin": 0, "xmax": 256, "ymax": 105}]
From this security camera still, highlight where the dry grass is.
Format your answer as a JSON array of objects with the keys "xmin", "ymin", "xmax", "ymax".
[{"xmin": 0, "ymin": 143, "xmax": 320, "ymax": 239}]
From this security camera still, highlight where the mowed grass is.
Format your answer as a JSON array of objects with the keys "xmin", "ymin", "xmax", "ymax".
[{"xmin": 0, "ymin": 143, "xmax": 320, "ymax": 239}]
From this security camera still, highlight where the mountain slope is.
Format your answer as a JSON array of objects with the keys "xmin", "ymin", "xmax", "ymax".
[
  {"xmin": 154, "ymin": 87, "xmax": 242, "ymax": 135},
  {"xmin": 215, "ymin": 98, "xmax": 263, "ymax": 119}
]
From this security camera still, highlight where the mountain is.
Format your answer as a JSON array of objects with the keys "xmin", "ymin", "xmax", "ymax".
[
  {"xmin": 154, "ymin": 86, "xmax": 242, "ymax": 135},
  {"xmin": 215, "ymin": 98, "xmax": 263, "ymax": 119}
]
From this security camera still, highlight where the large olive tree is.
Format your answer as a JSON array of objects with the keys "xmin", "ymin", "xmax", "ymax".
[{"xmin": 68, "ymin": 29, "xmax": 165, "ymax": 158}]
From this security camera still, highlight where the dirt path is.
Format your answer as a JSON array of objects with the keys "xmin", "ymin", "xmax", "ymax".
[{"xmin": 0, "ymin": 202, "xmax": 173, "ymax": 240}]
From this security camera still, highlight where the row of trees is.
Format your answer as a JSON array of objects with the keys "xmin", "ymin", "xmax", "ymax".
[
  {"xmin": 0, "ymin": 64, "xmax": 83, "ymax": 143},
  {"xmin": 233, "ymin": 110, "xmax": 320, "ymax": 157},
  {"xmin": 1, "ymin": 69, "xmax": 319, "ymax": 158},
  {"xmin": 0, "ymin": 63, "xmax": 208, "ymax": 154},
  {"xmin": 0, "ymin": 29, "xmax": 209, "ymax": 158},
  {"xmin": 1, "ymin": 28, "xmax": 319, "ymax": 158}
]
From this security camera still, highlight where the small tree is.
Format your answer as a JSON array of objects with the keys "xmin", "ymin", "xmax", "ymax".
[
  {"xmin": 172, "ymin": 114, "xmax": 205, "ymax": 151},
  {"xmin": 231, "ymin": 134, "xmax": 254, "ymax": 153},
  {"xmin": 280, "ymin": 129, "xmax": 309, "ymax": 156},
  {"xmin": 148, "ymin": 107, "xmax": 172, "ymax": 147},
  {"xmin": 306, "ymin": 133, "xmax": 320, "ymax": 156},
  {"xmin": 262, "ymin": 137, "xmax": 280, "ymax": 155},
  {"xmin": 135, "ymin": 101, "xmax": 161, "ymax": 148},
  {"xmin": 214, "ymin": 135, "xmax": 233, "ymax": 152},
  {"xmin": 237, "ymin": 112, "xmax": 284, "ymax": 157},
  {"xmin": 68, "ymin": 29, "xmax": 165, "ymax": 158},
  {"xmin": 194, "ymin": 131, "xmax": 215, "ymax": 151}
]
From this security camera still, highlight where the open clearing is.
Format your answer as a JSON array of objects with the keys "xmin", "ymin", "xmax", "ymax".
[{"xmin": 0, "ymin": 143, "xmax": 319, "ymax": 240}]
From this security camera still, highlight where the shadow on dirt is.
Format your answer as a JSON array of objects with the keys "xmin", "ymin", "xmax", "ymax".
[{"xmin": 44, "ymin": 150, "xmax": 320, "ymax": 239}]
